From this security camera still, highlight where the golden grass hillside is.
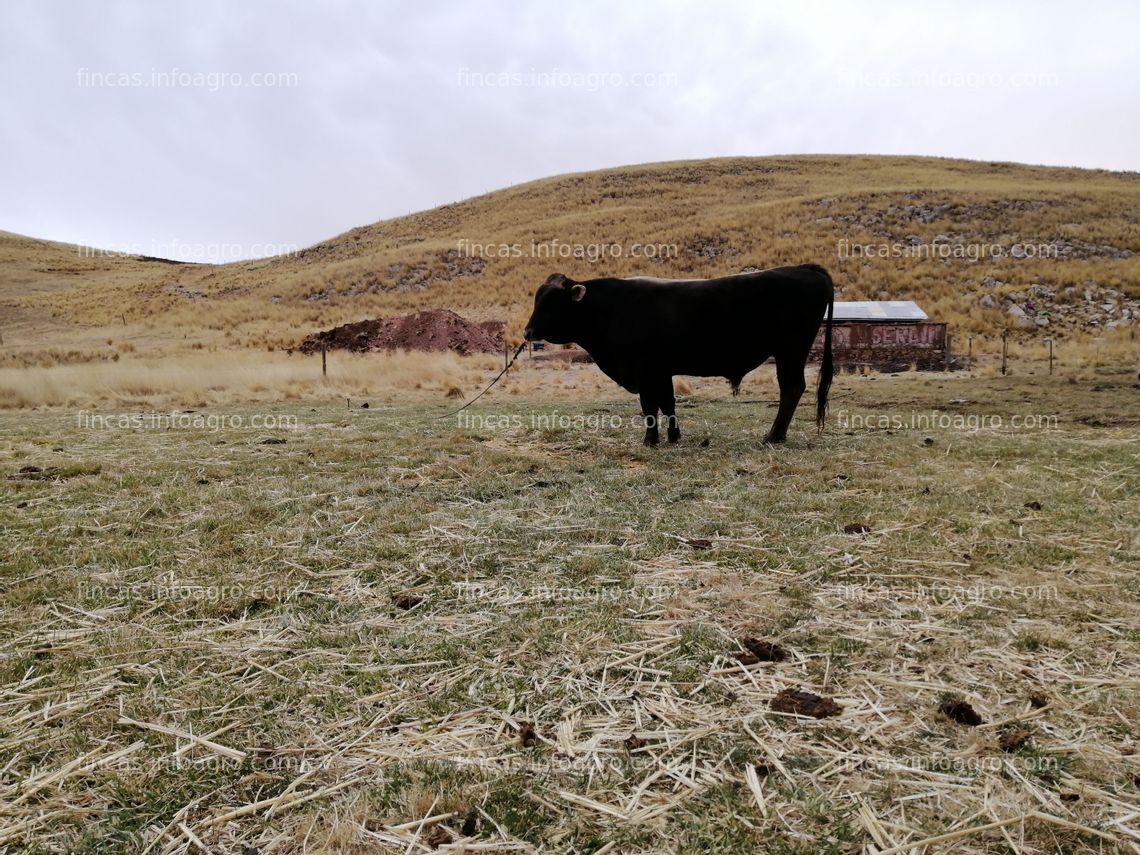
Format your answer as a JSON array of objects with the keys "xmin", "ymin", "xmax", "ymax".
[{"xmin": 2, "ymin": 155, "xmax": 1137, "ymax": 364}]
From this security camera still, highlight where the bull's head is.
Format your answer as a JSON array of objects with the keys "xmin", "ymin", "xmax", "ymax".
[{"xmin": 523, "ymin": 273, "xmax": 586, "ymax": 344}]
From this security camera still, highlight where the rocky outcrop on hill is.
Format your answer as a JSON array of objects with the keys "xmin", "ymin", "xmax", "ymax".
[{"xmin": 976, "ymin": 277, "xmax": 1136, "ymax": 333}]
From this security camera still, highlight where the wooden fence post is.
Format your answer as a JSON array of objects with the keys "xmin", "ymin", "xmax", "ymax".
[{"xmin": 1001, "ymin": 330, "xmax": 1008, "ymax": 376}]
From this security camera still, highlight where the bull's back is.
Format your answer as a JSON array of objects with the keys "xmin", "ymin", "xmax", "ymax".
[{"xmin": 624, "ymin": 267, "xmax": 829, "ymax": 377}]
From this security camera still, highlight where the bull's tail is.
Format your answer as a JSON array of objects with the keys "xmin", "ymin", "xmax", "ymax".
[{"xmin": 816, "ymin": 271, "xmax": 834, "ymax": 432}]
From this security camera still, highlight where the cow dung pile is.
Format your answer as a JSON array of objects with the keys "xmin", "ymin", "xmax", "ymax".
[{"xmin": 299, "ymin": 309, "xmax": 505, "ymax": 355}]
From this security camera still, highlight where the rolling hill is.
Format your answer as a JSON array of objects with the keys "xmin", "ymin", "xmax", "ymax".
[{"xmin": 2, "ymin": 155, "xmax": 1137, "ymax": 362}]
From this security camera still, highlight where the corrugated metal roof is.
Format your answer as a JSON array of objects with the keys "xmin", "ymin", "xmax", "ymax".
[{"xmin": 832, "ymin": 301, "xmax": 929, "ymax": 321}]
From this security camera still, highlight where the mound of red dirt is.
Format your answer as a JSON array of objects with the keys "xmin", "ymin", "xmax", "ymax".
[{"xmin": 299, "ymin": 310, "xmax": 505, "ymax": 355}]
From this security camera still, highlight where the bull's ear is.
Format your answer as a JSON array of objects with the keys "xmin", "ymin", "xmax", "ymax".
[
  {"xmin": 570, "ymin": 283, "xmax": 587, "ymax": 302},
  {"xmin": 543, "ymin": 273, "xmax": 567, "ymax": 287}
]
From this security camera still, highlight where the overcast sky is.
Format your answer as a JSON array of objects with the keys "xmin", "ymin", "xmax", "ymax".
[{"xmin": 1, "ymin": 0, "xmax": 1137, "ymax": 262}]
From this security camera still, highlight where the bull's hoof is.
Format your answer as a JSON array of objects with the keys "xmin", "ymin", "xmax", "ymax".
[
  {"xmin": 667, "ymin": 427, "xmax": 681, "ymax": 443},
  {"xmin": 761, "ymin": 434, "xmax": 786, "ymax": 445},
  {"xmin": 643, "ymin": 430, "xmax": 660, "ymax": 447}
]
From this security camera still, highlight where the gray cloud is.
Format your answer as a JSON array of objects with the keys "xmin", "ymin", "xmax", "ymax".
[{"xmin": 1, "ymin": 0, "xmax": 1136, "ymax": 261}]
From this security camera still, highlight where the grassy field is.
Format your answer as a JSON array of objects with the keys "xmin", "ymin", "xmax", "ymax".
[
  {"xmin": 0, "ymin": 350, "xmax": 505, "ymax": 410},
  {"xmin": 2, "ymin": 367, "xmax": 1138, "ymax": 853},
  {"xmin": 0, "ymin": 325, "xmax": 1136, "ymax": 411}
]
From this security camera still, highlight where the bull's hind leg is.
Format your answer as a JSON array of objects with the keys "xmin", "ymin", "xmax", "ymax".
[
  {"xmin": 763, "ymin": 355, "xmax": 807, "ymax": 444},
  {"xmin": 639, "ymin": 388, "xmax": 660, "ymax": 446},
  {"xmin": 661, "ymin": 377, "xmax": 680, "ymax": 443}
]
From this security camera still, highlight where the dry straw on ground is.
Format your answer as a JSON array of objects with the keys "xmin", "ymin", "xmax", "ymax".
[{"xmin": 1, "ymin": 370, "xmax": 1137, "ymax": 852}]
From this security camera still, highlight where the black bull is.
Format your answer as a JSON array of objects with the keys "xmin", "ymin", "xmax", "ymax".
[{"xmin": 523, "ymin": 263, "xmax": 835, "ymax": 445}]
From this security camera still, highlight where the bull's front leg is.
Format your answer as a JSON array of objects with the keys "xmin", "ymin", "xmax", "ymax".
[{"xmin": 639, "ymin": 388, "xmax": 660, "ymax": 446}]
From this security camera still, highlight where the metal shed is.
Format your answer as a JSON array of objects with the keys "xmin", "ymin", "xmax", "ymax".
[{"xmin": 811, "ymin": 301, "xmax": 948, "ymax": 369}]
